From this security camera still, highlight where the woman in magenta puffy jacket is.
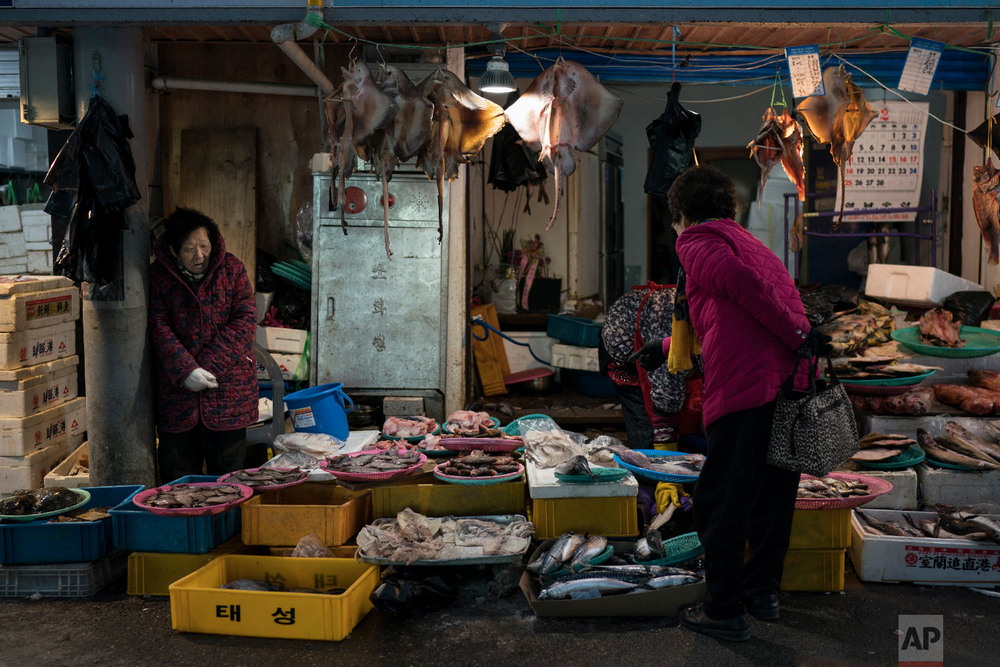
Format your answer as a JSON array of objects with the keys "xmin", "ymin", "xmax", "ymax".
[
  {"xmin": 637, "ymin": 166, "xmax": 827, "ymax": 642},
  {"xmin": 149, "ymin": 208, "xmax": 258, "ymax": 483}
]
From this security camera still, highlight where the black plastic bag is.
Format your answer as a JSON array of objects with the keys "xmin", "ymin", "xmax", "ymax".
[
  {"xmin": 968, "ymin": 112, "xmax": 1000, "ymax": 161},
  {"xmin": 643, "ymin": 82, "xmax": 702, "ymax": 199},
  {"xmin": 487, "ymin": 122, "xmax": 548, "ymax": 213},
  {"xmin": 941, "ymin": 290, "xmax": 996, "ymax": 325},
  {"xmin": 370, "ymin": 567, "xmax": 456, "ymax": 615}
]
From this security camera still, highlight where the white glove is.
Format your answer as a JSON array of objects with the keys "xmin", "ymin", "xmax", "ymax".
[{"xmin": 183, "ymin": 367, "xmax": 218, "ymax": 392}]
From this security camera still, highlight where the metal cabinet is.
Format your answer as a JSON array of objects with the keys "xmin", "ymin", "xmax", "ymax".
[{"xmin": 310, "ymin": 169, "xmax": 449, "ymax": 411}]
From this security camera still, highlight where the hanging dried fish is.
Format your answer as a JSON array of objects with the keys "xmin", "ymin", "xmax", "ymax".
[
  {"xmin": 504, "ymin": 58, "xmax": 623, "ymax": 229},
  {"xmin": 973, "ymin": 158, "xmax": 1000, "ymax": 265},
  {"xmin": 748, "ymin": 107, "xmax": 784, "ymax": 203},
  {"xmin": 360, "ymin": 65, "xmax": 434, "ymax": 259},
  {"xmin": 796, "ymin": 65, "xmax": 877, "ymax": 226},
  {"xmin": 417, "ymin": 69, "xmax": 506, "ymax": 242},
  {"xmin": 776, "ymin": 109, "xmax": 807, "ymax": 201}
]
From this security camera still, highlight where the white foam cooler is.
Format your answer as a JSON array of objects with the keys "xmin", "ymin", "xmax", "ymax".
[
  {"xmin": 526, "ymin": 460, "xmax": 637, "ymax": 499},
  {"xmin": 915, "ymin": 463, "xmax": 1000, "ymax": 512},
  {"xmin": 0, "ymin": 356, "xmax": 79, "ymax": 418},
  {"xmin": 0, "ymin": 320, "xmax": 76, "ymax": 370},
  {"xmin": 0, "ymin": 396, "xmax": 87, "ymax": 457},
  {"xmin": 865, "ymin": 264, "xmax": 984, "ymax": 307},
  {"xmin": 0, "ymin": 278, "xmax": 79, "ymax": 332},
  {"xmin": 0, "ymin": 435, "xmax": 79, "ymax": 494}
]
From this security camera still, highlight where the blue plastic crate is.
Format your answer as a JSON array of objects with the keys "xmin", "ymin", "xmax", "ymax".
[
  {"xmin": 546, "ymin": 315, "xmax": 602, "ymax": 348},
  {"xmin": 565, "ymin": 368, "xmax": 618, "ymax": 398},
  {"xmin": 109, "ymin": 475, "xmax": 241, "ymax": 554},
  {"xmin": 0, "ymin": 550, "xmax": 128, "ymax": 598},
  {"xmin": 0, "ymin": 485, "xmax": 143, "ymax": 566}
]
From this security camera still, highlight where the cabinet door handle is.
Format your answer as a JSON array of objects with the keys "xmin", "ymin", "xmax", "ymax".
[{"xmin": 327, "ymin": 297, "xmax": 335, "ymax": 320}]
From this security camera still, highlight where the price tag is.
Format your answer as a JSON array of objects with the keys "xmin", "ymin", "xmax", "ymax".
[
  {"xmin": 785, "ymin": 45, "xmax": 824, "ymax": 98},
  {"xmin": 898, "ymin": 38, "xmax": 944, "ymax": 96}
]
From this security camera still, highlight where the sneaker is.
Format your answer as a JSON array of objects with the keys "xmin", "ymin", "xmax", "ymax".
[
  {"xmin": 743, "ymin": 593, "xmax": 780, "ymax": 621},
  {"xmin": 679, "ymin": 604, "xmax": 751, "ymax": 642}
]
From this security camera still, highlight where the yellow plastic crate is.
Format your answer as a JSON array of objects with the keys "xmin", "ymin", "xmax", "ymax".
[
  {"xmin": 127, "ymin": 537, "xmax": 248, "ymax": 597},
  {"xmin": 781, "ymin": 548, "xmax": 846, "ymax": 592},
  {"xmin": 169, "ymin": 555, "xmax": 378, "ymax": 641},
  {"xmin": 267, "ymin": 545, "xmax": 358, "ymax": 558},
  {"xmin": 530, "ymin": 495, "xmax": 638, "ymax": 540},
  {"xmin": 371, "ymin": 478, "xmax": 527, "ymax": 519},
  {"xmin": 241, "ymin": 483, "xmax": 371, "ymax": 547},
  {"xmin": 788, "ymin": 509, "xmax": 852, "ymax": 550}
]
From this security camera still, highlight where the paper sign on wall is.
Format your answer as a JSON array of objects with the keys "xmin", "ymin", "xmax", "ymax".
[
  {"xmin": 898, "ymin": 38, "xmax": 945, "ymax": 96},
  {"xmin": 835, "ymin": 101, "xmax": 929, "ymax": 222},
  {"xmin": 785, "ymin": 45, "xmax": 824, "ymax": 98}
]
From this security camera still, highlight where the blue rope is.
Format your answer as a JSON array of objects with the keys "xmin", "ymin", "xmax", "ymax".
[{"xmin": 470, "ymin": 318, "xmax": 553, "ymax": 366}]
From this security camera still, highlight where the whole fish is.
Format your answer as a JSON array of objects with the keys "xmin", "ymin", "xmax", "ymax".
[
  {"xmin": 748, "ymin": 107, "xmax": 784, "ymax": 203},
  {"xmin": 943, "ymin": 422, "xmax": 1000, "ymax": 464},
  {"xmin": 916, "ymin": 428, "xmax": 1000, "ymax": 470},
  {"xmin": 586, "ymin": 564, "xmax": 695, "ymax": 577},
  {"xmin": 645, "ymin": 574, "xmax": 702, "ymax": 589},
  {"xmin": 634, "ymin": 528, "xmax": 665, "ymax": 561},
  {"xmin": 537, "ymin": 577, "xmax": 638, "ymax": 600},
  {"xmin": 972, "ymin": 158, "xmax": 1000, "ymax": 265},
  {"xmin": 527, "ymin": 533, "xmax": 572, "ymax": 574},
  {"xmin": 568, "ymin": 535, "xmax": 608, "ymax": 570},
  {"xmin": 856, "ymin": 509, "xmax": 916, "ymax": 537},
  {"xmin": 935, "ymin": 435, "xmax": 1000, "ymax": 467},
  {"xmin": 556, "ymin": 532, "xmax": 588, "ymax": 564},
  {"xmin": 555, "ymin": 455, "xmax": 598, "ymax": 478},
  {"xmin": 776, "ymin": 108, "xmax": 806, "ymax": 201}
]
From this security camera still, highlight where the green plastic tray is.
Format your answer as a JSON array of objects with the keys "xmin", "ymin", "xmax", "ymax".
[
  {"xmin": 891, "ymin": 326, "xmax": 1000, "ymax": 358},
  {"xmin": 924, "ymin": 456, "xmax": 982, "ymax": 472},
  {"xmin": 501, "ymin": 414, "xmax": 554, "ymax": 436},
  {"xmin": 835, "ymin": 369, "xmax": 936, "ymax": 387},
  {"xmin": 0, "ymin": 489, "xmax": 91, "ymax": 523},
  {"xmin": 857, "ymin": 446, "xmax": 926, "ymax": 470},
  {"xmin": 634, "ymin": 532, "xmax": 704, "ymax": 567},
  {"xmin": 554, "ymin": 466, "xmax": 631, "ymax": 484}
]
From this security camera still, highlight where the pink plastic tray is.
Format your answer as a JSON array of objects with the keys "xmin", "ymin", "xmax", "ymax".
[
  {"xmin": 216, "ymin": 467, "xmax": 309, "ymax": 493},
  {"xmin": 432, "ymin": 462, "xmax": 524, "ymax": 485},
  {"xmin": 132, "ymin": 482, "xmax": 254, "ymax": 517},
  {"xmin": 794, "ymin": 472, "xmax": 893, "ymax": 510},
  {"xmin": 434, "ymin": 437, "xmax": 523, "ymax": 452},
  {"xmin": 320, "ymin": 449, "xmax": 428, "ymax": 482}
]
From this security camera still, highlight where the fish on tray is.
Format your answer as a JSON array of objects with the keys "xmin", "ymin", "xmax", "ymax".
[
  {"xmin": 382, "ymin": 416, "xmax": 437, "ymax": 438},
  {"xmin": 537, "ymin": 567, "xmax": 702, "ymax": 600},
  {"xmin": 916, "ymin": 427, "xmax": 1000, "ymax": 470},
  {"xmin": 444, "ymin": 410, "xmax": 498, "ymax": 436},
  {"xmin": 324, "ymin": 449, "xmax": 423, "ymax": 473},
  {"xmin": 797, "ymin": 477, "xmax": 870, "ymax": 499},
  {"xmin": 526, "ymin": 532, "xmax": 609, "ymax": 575},
  {"xmin": 140, "ymin": 484, "xmax": 244, "ymax": 509},
  {"xmin": 221, "ymin": 467, "xmax": 304, "ymax": 488},
  {"xmin": 0, "ymin": 486, "xmax": 80, "ymax": 516},
  {"xmin": 439, "ymin": 450, "xmax": 520, "ymax": 477},
  {"xmin": 554, "ymin": 455, "xmax": 598, "ymax": 479}
]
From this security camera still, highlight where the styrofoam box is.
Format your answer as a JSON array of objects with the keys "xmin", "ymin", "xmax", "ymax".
[
  {"xmin": 849, "ymin": 509, "xmax": 1000, "ymax": 585},
  {"xmin": 865, "ymin": 264, "xmax": 984, "ymax": 307},
  {"xmin": 854, "ymin": 414, "xmax": 995, "ymax": 441},
  {"xmin": 255, "ymin": 326, "xmax": 308, "ymax": 355},
  {"xmin": 0, "ymin": 320, "xmax": 76, "ymax": 369},
  {"xmin": 915, "ymin": 463, "xmax": 1000, "ymax": 512},
  {"xmin": 0, "ymin": 285, "xmax": 80, "ymax": 332},
  {"xmin": 256, "ymin": 353, "xmax": 306, "ymax": 381},
  {"xmin": 0, "ymin": 437, "xmax": 75, "ymax": 494},
  {"xmin": 43, "ymin": 440, "xmax": 88, "ymax": 488},
  {"xmin": 0, "ymin": 355, "xmax": 78, "ymax": 418},
  {"xmin": 0, "ymin": 206, "xmax": 20, "ymax": 233},
  {"xmin": 0, "ymin": 232, "xmax": 25, "ymax": 259},
  {"xmin": 502, "ymin": 332, "xmax": 555, "ymax": 374},
  {"xmin": 25, "ymin": 251, "xmax": 52, "ymax": 275},
  {"xmin": 0, "ymin": 396, "xmax": 86, "ymax": 457},
  {"xmin": 851, "ymin": 467, "xmax": 918, "ymax": 510},
  {"xmin": 21, "ymin": 219, "xmax": 50, "ymax": 243},
  {"xmin": 255, "ymin": 292, "xmax": 273, "ymax": 324},
  {"xmin": 550, "ymin": 343, "xmax": 600, "ymax": 372},
  {"xmin": 526, "ymin": 459, "xmax": 637, "ymax": 499}
]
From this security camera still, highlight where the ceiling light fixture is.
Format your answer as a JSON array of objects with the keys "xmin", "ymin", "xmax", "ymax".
[{"xmin": 478, "ymin": 29, "xmax": 517, "ymax": 95}]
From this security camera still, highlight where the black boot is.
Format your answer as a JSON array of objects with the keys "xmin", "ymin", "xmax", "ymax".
[
  {"xmin": 743, "ymin": 593, "xmax": 780, "ymax": 621},
  {"xmin": 679, "ymin": 604, "xmax": 751, "ymax": 642}
]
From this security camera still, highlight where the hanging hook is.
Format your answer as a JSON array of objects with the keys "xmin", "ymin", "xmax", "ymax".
[
  {"xmin": 348, "ymin": 39, "xmax": 358, "ymax": 64},
  {"xmin": 375, "ymin": 42, "xmax": 386, "ymax": 67}
]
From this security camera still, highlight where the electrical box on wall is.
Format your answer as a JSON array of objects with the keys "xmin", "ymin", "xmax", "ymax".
[{"xmin": 18, "ymin": 36, "xmax": 74, "ymax": 130}]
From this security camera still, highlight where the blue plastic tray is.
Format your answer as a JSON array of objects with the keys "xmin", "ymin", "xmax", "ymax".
[
  {"xmin": 0, "ymin": 485, "xmax": 143, "ymax": 565},
  {"xmin": 109, "ymin": 475, "xmax": 241, "ymax": 554},
  {"xmin": 613, "ymin": 450, "xmax": 702, "ymax": 483}
]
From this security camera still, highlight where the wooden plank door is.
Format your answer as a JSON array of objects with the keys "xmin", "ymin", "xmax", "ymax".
[{"xmin": 179, "ymin": 127, "xmax": 257, "ymax": 281}]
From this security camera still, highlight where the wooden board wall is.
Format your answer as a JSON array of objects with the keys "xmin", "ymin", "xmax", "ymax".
[
  {"xmin": 179, "ymin": 127, "xmax": 257, "ymax": 279},
  {"xmin": 158, "ymin": 43, "xmax": 349, "ymax": 276}
]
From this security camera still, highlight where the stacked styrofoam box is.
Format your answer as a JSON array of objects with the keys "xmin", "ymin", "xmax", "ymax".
[
  {"xmin": 0, "ymin": 275, "xmax": 83, "ymax": 494},
  {"xmin": 19, "ymin": 205, "xmax": 53, "ymax": 275},
  {"xmin": 0, "ymin": 206, "xmax": 27, "ymax": 275},
  {"xmin": 550, "ymin": 343, "xmax": 601, "ymax": 372},
  {"xmin": 255, "ymin": 325, "xmax": 308, "ymax": 382}
]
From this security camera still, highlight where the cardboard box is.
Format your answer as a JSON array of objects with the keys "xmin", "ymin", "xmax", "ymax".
[
  {"xmin": 519, "ymin": 540, "xmax": 706, "ymax": 617},
  {"xmin": 255, "ymin": 326, "xmax": 308, "ymax": 355},
  {"xmin": 0, "ymin": 396, "xmax": 86, "ymax": 456},
  {"xmin": 865, "ymin": 264, "xmax": 984, "ymax": 307},
  {"xmin": 849, "ymin": 509, "xmax": 1000, "ymax": 585},
  {"xmin": 255, "ymin": 352, "xmax": 306, "ymax": 382},
  {"xmin": 0, "ymin": 320, "xmax": 76, "ymax": 369},
  {"xmin": 42, "ymin": 439, "xmax": 88, "ymax": 488},
  {"xmin": 0, "ymin": 355, "xmax": 78, "ymax": 418},
  {"xmin": 0, "ymin": 437, "xmax": 74, "ymax": 494}
]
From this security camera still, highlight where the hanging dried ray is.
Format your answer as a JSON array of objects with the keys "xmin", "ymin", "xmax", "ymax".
[
  {"xmin": 776, "ymin": 109, "xmax": 807, "ymax": 201},
  {"xmin": 330, "ymin": 61, "xmax": 397, "ymax": 235},
  {"xmin": 359, "ymin": 65, "xmax": 434, "ymax": 260},
  {"xmin": 504, "ymin": 57, "xmax": 623, "ymax": 229},
  {"xmin": 417, "ymin": 68, "xmax": 506, "ymax": 241},
  {"xmin": 973, "ymin": 158, "xmax": 1000, "ymax": 265},
  {"xmin": 748, "ymin": 107, "xmax": 784, "ymax": 203},
  {"xmin": 797, "ymin": 65, "xmax": 877, "ymax": 226}
]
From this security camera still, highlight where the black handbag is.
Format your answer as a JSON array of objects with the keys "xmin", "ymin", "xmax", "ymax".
[{"xmin": 768, "ymin": 356, "xmax": 859, "ymax": 477}]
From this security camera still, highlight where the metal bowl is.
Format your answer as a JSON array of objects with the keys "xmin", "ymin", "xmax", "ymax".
[
  {"xmin": 523, "ymin": 373, "xmax": 555, "ymax": 394},
  {"xmin": 347, "ymin": 403, "xmax": 378, "ymax": 428}
]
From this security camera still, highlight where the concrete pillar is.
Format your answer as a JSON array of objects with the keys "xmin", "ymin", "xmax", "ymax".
[{"xmin": 72, "ymin": 28, "xmax": 156, "ymax": 486}]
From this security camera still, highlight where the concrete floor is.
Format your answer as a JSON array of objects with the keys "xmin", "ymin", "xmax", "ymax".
[{"xmin": 0, "ymin": 559, "xmax": 997, "ymax": 666}]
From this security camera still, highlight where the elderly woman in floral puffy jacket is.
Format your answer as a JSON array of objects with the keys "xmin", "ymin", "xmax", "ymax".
[{"xmin": 150, "ymin": 207, "xmax": 258, "ymax": 483}]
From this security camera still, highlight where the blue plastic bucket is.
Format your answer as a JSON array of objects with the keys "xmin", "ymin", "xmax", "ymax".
[{"xmin": 282, "ymin": 382, "xmax": 354, "ymax": 440}]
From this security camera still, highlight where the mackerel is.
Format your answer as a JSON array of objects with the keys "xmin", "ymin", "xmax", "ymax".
[{"xmin": 538, "ymin": 577, "xmax": 638, "ymax": 600}]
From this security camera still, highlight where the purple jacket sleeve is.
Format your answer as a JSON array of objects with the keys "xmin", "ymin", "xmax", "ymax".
[
  {"xmin": 198, "ymin": 257, "xmax": 256, "ymax": 376},
  {"xmin": 149, "ymin": 269, "xmax": 200, "ymax": 387},
  {"xmin": 680, "ymin": 234, "xmax": 810, "ymax": 352}
]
